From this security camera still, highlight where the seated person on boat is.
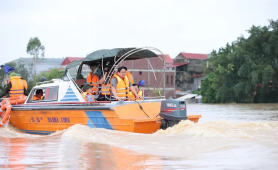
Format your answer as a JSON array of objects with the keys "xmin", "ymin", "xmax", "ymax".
[
  {"xmin": 33, "ymin": 89, "xmax": 44, "ymax": 100},
  {"xmin": 81, "ymin": 84, "xmax": 95, "ymax": 102},
  {"xmin": 129, "ymin": 83, "xmax": 143, "ymax": 101},
  {"xmin": 111, "ymin": 66, "xmax": 142, "ymax": 101},
  {"xmin": 0, "ymin": 72, "xmax": 28, "ymax": 99}
]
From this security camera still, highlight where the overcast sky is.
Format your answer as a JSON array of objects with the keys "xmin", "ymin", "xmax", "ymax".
[{"xmin": 0, "ymin": 0, "xmax": 277, "ymax": 64}]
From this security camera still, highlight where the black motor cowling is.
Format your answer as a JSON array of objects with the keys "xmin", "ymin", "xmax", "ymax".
[{"xmin": 159, "ymin": 99, "xmax": 187, "ymax": 130}]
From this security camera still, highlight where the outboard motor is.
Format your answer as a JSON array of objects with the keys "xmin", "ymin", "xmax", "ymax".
[{"xmin": 159, "ymin": 98, "xmax": 187, "ymax": 130}]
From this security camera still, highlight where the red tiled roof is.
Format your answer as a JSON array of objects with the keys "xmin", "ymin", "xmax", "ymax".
[
  {"xmin": 190, "ymin": 74, "xmax": 203, "ymax": 78},
  {"xmin": 158, "ymin": 54, "xmax": 173, "ymax": 64},
  {"xmin": 167, "ymin": 63, "xmax": 187, "ymax": 68},
  {"xmin": 180, "ymin": 53, "xmax": 207, "ymax": 60},
  {"xmin": 61, "ymin": 57, "xmax": 83, "ymax": 66}
]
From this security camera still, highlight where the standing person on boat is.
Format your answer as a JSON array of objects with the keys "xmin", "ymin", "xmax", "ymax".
[
  {"xmin": 81, "ymin": 84, "xmax": 95, "ymax": 102},
  {"xmin": 111, "ymin": 66, "xmax": 142, "ymax": 101},
  {"xmin": 129, "ymin": 83, "xmax": 143, "ymax": 100},
  {"xmin": 0, "ymin": 72, "xmax": 27, "ymax": 98}
]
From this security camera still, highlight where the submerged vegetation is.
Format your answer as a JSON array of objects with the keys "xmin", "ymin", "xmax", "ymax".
[{"xmin": 201, "ymin": 20, "xmax": 278, "ymax": 103}]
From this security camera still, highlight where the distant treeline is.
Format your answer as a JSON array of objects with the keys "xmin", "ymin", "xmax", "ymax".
[{"xmin": 201, "ymin": 20, "xmax": 278, "ymax": 103}]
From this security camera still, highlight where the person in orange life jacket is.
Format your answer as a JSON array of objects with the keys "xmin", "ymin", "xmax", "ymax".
[
  {"xmin": 33, "ymin": 89, "xmax": 44, "ymax": 100},
  {"xmin": 0, "ymin": 72, "xmax": 27, "ymax": 98},
  {"xmin": 81, "ymin": 84, "xmax": 95, "ymax": 102},
  {"xmin": 111, "ymin": 66, "xmax": 142, "ymax": 101},
  {"xmin": 129, "ymin": 84, "xmax": 143, "ymax": 100},
  {"xmin": 87, "ymin": 65, "xmax": 108, "ymax": 93}
]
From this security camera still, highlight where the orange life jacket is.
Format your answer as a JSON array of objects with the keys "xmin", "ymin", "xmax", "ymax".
[
  {"xmin": 9, "ymin": 76, "xmax": 25, "ymax": 97},
  {"xmin": 87, "ymin": 73, "xmax": 99, "ymax": 93},
  {"xmin": 129, "ymin": 90, "xmax": 143, "ymax": 101},
  {"xmin": 101, "ymin": 84, "xmax": 111, "ymax": 95},
  {"xmin": 9, "ymin": 77, "xmax": 27, "ymax": 91},
  {"xmin": 113, "ymin": 75, "xmax": 129, "ymax": 99},
  {"xmin": 22, "ymin": 79, "xmax": 28, "ymax": 90},
  {"xmin": 81, "ymin": 92, "xmax": 95, "ymax": 101},
  {"xmin": 33, "ymin": 95, "xmax": 44, "ymax": 100}
]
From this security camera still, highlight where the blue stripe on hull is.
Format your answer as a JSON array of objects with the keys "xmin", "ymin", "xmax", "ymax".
[
  {"xmin": 21, "ymin": 129, "xmax": 54, "ymax": 135},
  {"xmin": 85, "ymin": 111, "xmax": 113, "ymax": 130},
  {"xmin": 60, "ymin": 98, "xmax": 79, "ymax": 101}
]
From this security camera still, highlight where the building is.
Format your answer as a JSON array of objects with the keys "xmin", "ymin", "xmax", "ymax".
[
  {"xmin": 174, "ymin": 52, "xmax": 208, "ymax": 93},
  {"xmin": 61, "ymin": 57, "xmax": 84, "ymax": 68},
  {"xmin": 8, "ymin": 57, "xmax": 84, "ymax": 73},
  {"xmin": 9, "ymin": 58, "xmax": 64, "ymax": 75},
  {"xmin": 121, "ymin": 54, "xmax": 175, "ymax": 98},
  {"xmin": 42, "ymin": 57, "xmax": 84, "ymax": 72}
]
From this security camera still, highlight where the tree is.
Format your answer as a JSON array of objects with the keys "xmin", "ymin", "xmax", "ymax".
[
  {"xmin": 26, "ymin": 37, "xmax": 45, "ymax": 82},
  {"xmin": 201, "ymin": 20, "xmax": 278, "ymax": 103}
]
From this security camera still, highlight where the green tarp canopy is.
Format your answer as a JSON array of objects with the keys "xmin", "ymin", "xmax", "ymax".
[{"xmin": 66, "ymin": 48, "xmax": 158, "ymax": 69}]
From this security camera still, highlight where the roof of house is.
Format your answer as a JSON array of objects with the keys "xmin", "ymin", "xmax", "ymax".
[
  {"xmin": 180, "ymin": 53, "xmax": 208, "ymax": 60},
  {"xmin": 61, "ymin": 57, "xmax": 84, "ymax": 66},
  {"xmin": 158, "ymin": 54, "xmax": 173, "ymax": 64},
  {"xmin": 190, "ymin": 74, "xmax": 203, "ymax": 78},
  {"xmin": 167, "ymin": 63, "xmax": 187, "ymax": 68}
]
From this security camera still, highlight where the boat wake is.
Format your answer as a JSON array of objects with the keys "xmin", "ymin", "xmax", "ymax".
[
  {"xmin": 1, "ymin": 118, "xmax": 278, "ymax": 158},
  {"xmin": 156, "ymin": 120, "xmax": 278, "ymax": 139},
  {"xmin": 1, "ymin": 117, "xmax": 277, "ymax": 142},
  {"xmin": 0, "ymin": 119, "xmax": 34, "ymax": 138}
]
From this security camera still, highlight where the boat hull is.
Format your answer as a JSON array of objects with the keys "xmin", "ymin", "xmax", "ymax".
[{"xmin": 7, "ymin": 102, "xmax": 201, "ymax": 135}]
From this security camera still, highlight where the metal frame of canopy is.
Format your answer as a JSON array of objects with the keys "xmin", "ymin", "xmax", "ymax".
[{"xmin": 64, "ymin": 47, "xmax": 167, "ymax": 98}]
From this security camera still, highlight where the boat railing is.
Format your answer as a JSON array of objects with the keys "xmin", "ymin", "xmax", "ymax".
[
  {"xmin": 104, "ymin": 47, "xmax": 166, "ymax": 98},
  {"xmin": 36, "ymin": 80, "xmax": 55, "ymax": 86}
]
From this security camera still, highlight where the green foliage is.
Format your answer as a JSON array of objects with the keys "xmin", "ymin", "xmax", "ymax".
[
  {"xmin": 153, "ymin": 89, "xmax": 161, "ymax": 96},
  {"xmin": 26, "ymin": 37, "xmax": 45, "ymax": 57},
  {"xmin": 34, "ymin": 68, "xmax": 64, "ymax": 84},
  {"xmin": 192, "ymin": 90, "xmax": 200, "ymax": 95},
  {"xmin": 0, "ymin": 61, "xmax": 32, "ymax": 84},
  {"xmin": 201, "ymin": 20, "xmax": 278, "ymax": 103}
]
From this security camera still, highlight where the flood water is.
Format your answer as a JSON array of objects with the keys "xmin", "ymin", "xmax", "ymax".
[{"xmin": 0, "ymin": 104, "xmax": 278, "ymax": 169}]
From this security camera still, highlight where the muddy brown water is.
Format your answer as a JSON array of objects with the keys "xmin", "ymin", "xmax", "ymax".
[{"xmin": 0, "ymin": 103, "xmax": 278, "ymax": 169}]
